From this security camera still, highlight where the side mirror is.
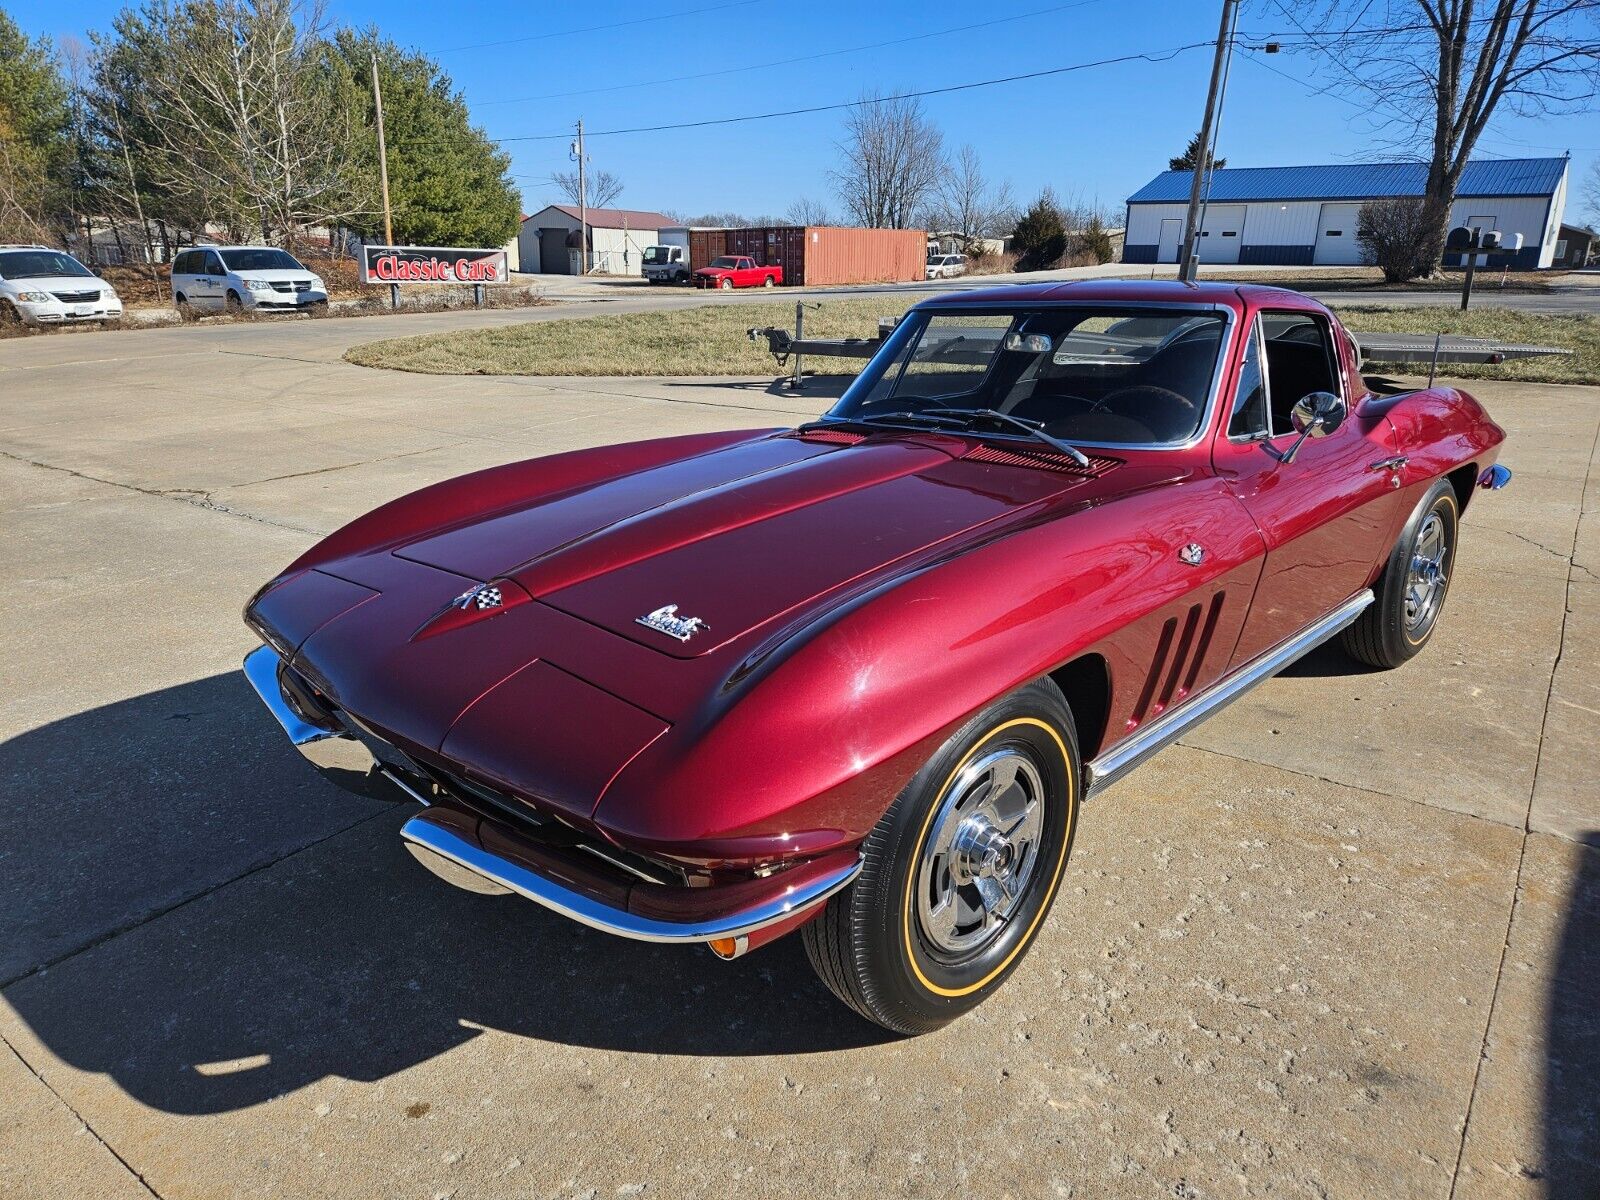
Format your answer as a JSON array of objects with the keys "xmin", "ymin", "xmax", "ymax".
[{"xmin": 1280, "ymin": 391, "xmax": 1345, "ymax": 464}]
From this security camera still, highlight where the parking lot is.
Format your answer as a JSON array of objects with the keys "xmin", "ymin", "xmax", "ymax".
[{"xmin": 1, "ymin": 308, "xmax": 1597, "ymax": 1199}]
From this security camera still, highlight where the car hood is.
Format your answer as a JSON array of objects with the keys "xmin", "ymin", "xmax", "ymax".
[
  {"xmin": 233, "ymin": 268, "xmax": 316, "ymax": 282},
  {"xmin": 392, "ymin": 431, "xmax": 1138, "ymax": 658},
  {"xmin": 4, "ymin": 274, "xmax": 104, "ymax": 291}
]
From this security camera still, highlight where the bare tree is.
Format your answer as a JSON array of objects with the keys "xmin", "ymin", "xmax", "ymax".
[
  {"xmin": 1586, "ymin": 157, "xmax": 1600, "ymax": 225},
  {"xmin": 1288, "ymin": 2, "xmax": 1600, "ymax": 273},
  {"xmin": 96, "ymin": 0, "xmax": 369, "ymax": 245},
  {"xmin": 784, "ymin": 196, "xmax": 834, "ymax": 225},
  {"xmin": 549, "ymin": 167, "xmax": 623, "ymax": 210},
  {"xmin": 829, "ymin": 91, "xmax": 945, "ymax": 229},
  {"xmin": 924, "ymin": 145, "xmax": 1015, "ymax": 246}
]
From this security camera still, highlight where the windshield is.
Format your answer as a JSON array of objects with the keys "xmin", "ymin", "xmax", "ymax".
[
  {"xmin": 219, "ymin": 248, "xmax": 304, "ymax": 272},
  {"xmin": 709, "ymin": 256, "xmax": 739, "ymax": 268},
  {"xmin": 643, "ymin": 246, "xmax": 671, "ymax": 264},
  {"xmin": 831, "ymin": 306, "xmax": 1228, "ymax": 446},
  {"xmin": 0, "ymin": 250, "xmax": 93, "ymax": 280}
]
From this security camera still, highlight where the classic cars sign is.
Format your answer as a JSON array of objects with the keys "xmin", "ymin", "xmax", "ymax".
[{"xmin": 359, "ymin": 245, "xmax": 508, "ymax": 285}]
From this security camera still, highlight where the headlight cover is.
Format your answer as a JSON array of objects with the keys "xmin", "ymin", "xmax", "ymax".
[
  {"xmin": 309, "ymin": 276, "xmax": 325, "ymax": 290},
  {"xmin": 15, "ymin": 290, "xmax": 53, "ymax": 303},
  {"xmin": 245, "ymin": 278, "xmax": 275, "ymax": 292}
]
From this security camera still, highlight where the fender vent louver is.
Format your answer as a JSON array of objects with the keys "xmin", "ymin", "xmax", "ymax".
[
  {"xmin": 961, "ymin": 445, "xmax": 1122, "ymax": 478},
  {"xmin": 782, "ymin": 429, "xmax": 869, "ymax": 445},
  {"xmin": 1130, "ymin": 592, "xmax": 1226, "ymax": 728}
]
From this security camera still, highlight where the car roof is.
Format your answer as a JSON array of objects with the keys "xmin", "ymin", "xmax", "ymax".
[{"xmin": 916, "ymin": 278, "xmax": 1327, "ymax": 315}]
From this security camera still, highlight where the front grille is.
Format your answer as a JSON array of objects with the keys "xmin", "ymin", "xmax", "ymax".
[
  {"xmin": 50, "ymin": 290, "xmax": 100, "ymax": 303},
  {"xmin": 426, "ymin": 764, "xmax": 689, "ymax": 887},
  {"xmin": 269, "ymin": 281, "xmax": 312, "ymax": 293}
]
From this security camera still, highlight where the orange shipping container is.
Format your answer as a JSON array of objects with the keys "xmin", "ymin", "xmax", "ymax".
[
  {"xmin": 797, "ymin": 226, "xmax": 926, "ymax": 287},
  {"xmin": 685, "ymin": 225, "xmax": 925, "ymax": 286}
]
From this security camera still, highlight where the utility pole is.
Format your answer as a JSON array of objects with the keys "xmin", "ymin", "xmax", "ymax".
[
  {"xmin": 575, "ymin": 119, "xmax": 588, "ymax": 275},
  {"xmin": 370, "ymin": 52, "xmax": 394, "ymax": 246},
  {"xmin": 1179, "ymin": 0, "xmax": 1235, "ymax": 283}
]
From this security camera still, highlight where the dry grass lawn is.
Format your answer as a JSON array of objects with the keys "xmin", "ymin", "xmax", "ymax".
[{"xmin": 344, "ymin": 299, "xmax": 1599, "ymax": 386}]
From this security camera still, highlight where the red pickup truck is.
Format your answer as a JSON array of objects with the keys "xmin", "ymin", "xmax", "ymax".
[{"xmin": 694, "ymin": 255, "xmax": 782, "ymax": 290}]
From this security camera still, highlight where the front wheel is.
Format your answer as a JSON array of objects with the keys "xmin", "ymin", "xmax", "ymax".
[
  {"xmin": 1342, "ymin": 479, "xmax": 1459, "ymax": 668},
  {"xmin": 225, "ymin": 290, "xmax": 244, "ymax": 315},
  {"xmin": 803, "ymin": 679, "xmax": 1080, "ymax": 1034},
  {"xmin": 719, "ymin": 277, "xmax": 734, "ymax": 291}
]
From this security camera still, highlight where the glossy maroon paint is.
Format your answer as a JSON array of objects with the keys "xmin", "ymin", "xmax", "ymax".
[{"xmin": 246, "ymin": 281, "xmax": 1505, "ymax": 890}]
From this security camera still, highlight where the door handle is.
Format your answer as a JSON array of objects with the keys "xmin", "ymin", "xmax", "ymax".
[{"xmin": 1368, "ymin": 455, "xmax": 1409, "ymax": 472}]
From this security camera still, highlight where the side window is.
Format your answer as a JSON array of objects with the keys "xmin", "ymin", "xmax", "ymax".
[
  {"xmin": 1228, "ymin": 320, "xmax": 1269, "ymax": 439},
  {"xmin": 173, "ymin": 251, "xmax": 192, "ymax": 274},
  {"xmin": 1259, "ymin": 312, "xmax": 1340, "ymax": 435},
  {"xmin": 206, "ymin": 252, "xmax": 226, "ymax": 275}
]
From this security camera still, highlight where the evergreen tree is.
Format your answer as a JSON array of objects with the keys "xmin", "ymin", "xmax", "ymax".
[
  {"xmin": 333, "ymin": 29, "xmax": 521, "ymax": 247},
  {"xmin": 1011, "ymin": 193, "xmax": 1066, "ymax": 272},
  {"xmin": 0, "ymin": 11, "xmax": 74, "ymax": 242},
  {"xmin": 1168, "ymin": 133, "xmax": 1225, "ymax": 173}
]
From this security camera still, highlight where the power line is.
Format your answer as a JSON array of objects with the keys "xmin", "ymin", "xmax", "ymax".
[
  {"xmin": 474, "ymin": 0, "xmax": 1116, "ymax": 106},
  {"xmin": 435, "ymin": 0, "xmax": 765, "ymax": 54},
  {"xmin": 392, "ymin": 41, "xmax": 1213, "ymax": 151}
]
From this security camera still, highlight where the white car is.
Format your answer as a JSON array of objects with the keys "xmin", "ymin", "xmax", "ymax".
[
  {"xmin": 0, "ymin": 245, "xmax": 123, "ymax": 328},
  {"xmin": 926, "ymin": 253, "xmax": 967, "ymax": 280},
  {"xmin": 170, "ymin": 246, "xmax": 328, "ymax": 317}
]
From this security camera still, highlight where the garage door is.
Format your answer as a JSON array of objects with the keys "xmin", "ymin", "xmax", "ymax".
[
  {"xmin": 1314, "ymin": 202, "xmax": 1366, "ymax": 265},
  {"xmin": 1197, "ymin": 205, "xmax": 1245, "ymax": 264}
]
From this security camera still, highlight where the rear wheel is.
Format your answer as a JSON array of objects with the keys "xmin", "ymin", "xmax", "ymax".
[
  {"xmin": 175, "ymin": 295, "xmax": 196, "ymax": 321},
  {"xmin": 1342, "ymin": 479, "xmax": 1459, "ymax": 668},
  {"xmin": 803, "ymin": 679, "xmax": 1080, "ymax": 1034},
  {"xmin": 763, "ymin": 274, "xmax": 776, "ymax": 287}
]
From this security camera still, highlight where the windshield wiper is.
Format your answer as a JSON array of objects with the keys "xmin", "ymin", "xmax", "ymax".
[
  {"xmin": 802, "ymin": 412, "xmax": 968, "ymax": 434},
  {"xmin": 934, "ymin": 408, "xmax": 1092, "ymax": 467}
]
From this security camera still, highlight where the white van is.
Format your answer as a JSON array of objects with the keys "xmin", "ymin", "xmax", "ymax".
[
  {"xmin": 0, "ymin": 245, "xmax": 123, "ymax": 327},
  {"xmin": 170, "ymin": 246, "xmax": 328, "ymax": 317}
]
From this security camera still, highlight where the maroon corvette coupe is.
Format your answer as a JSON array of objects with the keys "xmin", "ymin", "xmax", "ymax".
[{"xmin": 244, "ymin": 281, "xmax": 1508, "ymax": 1034}]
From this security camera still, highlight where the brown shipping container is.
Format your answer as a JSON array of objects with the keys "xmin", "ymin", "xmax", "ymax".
[{"xmin": 687, "ymin": 225, "xmax": 924, "ymax": 285}]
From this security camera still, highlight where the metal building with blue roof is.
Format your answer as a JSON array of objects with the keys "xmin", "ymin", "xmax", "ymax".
[{"xmin": 1123, "ymin": 157, "xmax": 1570, "ymax": 269}]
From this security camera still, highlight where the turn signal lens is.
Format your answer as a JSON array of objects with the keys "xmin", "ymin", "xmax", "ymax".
[{"xmin": 708, "ymin": 936, "xmax": 745, "ymax": 960}]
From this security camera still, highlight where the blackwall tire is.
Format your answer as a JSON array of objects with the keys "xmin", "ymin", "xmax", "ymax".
[
  {"xmin": 1342, "ymin": 479, "xmax": 1459, "ymax": 669},
  {"xmin": 802, "ymin": 679, "xmax": 1081, "ymax": 1035},
  {"xmin": 225, "ymin": 290, "xmax": 244, "ymax": 316}
]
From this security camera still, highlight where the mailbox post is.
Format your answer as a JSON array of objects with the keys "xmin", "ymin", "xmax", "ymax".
[{"xmin": 1446, "ymin": 226, "xmax": 1524, "ymax": 312}]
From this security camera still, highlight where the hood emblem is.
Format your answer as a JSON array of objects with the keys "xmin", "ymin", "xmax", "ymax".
[
  {"xmin": 453, "ymin": 583, "xmax": 503, "ymax": 611},
  {"xmin": 1179, "ymin": 542, "xmax": 1205, "ymax": 566},
  {"xmin": 637, "ymin": 604, "xmax": 710, "ymax": 643}
]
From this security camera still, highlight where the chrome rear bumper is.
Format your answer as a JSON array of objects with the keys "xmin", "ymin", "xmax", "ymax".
[{"xmin": 243, "ymin": 644, "xmax": 860, "ymax": 950}]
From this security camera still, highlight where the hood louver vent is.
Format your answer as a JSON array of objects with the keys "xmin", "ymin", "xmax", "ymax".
[
  {"xmin": 961, "ymin": 444, "xmax": 1122, "ymax": 478},
  {"xmin": 783, "ymin": 428, "xmax": 869, "ymax": 445}
]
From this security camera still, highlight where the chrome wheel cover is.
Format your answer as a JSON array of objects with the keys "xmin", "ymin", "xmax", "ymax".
[
  {"xmin": 915, "ymin": 746, "xmax": 1045, "ymax": 956},
  {"xmin": 1405, "ymin": 511, "xmax": 1450, "ymax": 633}
]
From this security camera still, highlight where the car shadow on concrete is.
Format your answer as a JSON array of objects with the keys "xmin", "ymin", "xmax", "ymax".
[
  {"xmin": 0, "ymin": 675, "xmax": 891, "ymax": 1116},
  {"xmin": 1544, "ymin": 832, "xmax": 1600, "ymax": 1198}
]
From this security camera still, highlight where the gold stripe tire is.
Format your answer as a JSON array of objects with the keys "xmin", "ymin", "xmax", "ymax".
[{"xmin": 802, "ymin": 679, "xmax": 1080, "ymax": 1035}]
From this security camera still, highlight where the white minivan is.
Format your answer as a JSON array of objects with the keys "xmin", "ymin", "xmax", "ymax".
[
  {"xmin": 170, "ymin": 246, "xmax": 328, "ymax": 317},
  {"xmin": 0, "ymin": 245, "xmax": 123, "ymax": 328}
]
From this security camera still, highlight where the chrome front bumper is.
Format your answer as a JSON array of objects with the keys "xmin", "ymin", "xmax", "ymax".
[{"xmin": 243, "ymin": 645, "xmax": 860, "ymax": 949}]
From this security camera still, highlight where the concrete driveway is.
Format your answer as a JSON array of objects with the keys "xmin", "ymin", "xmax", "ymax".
[{"xmin": 1, "ymin": 315, "xmax": 1596, "ymax": 1199}]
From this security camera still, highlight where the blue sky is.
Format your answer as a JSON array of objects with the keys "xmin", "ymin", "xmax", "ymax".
[{"xmin": 11, "ymin": 0, "xmax": 1598, "ymax": 224}]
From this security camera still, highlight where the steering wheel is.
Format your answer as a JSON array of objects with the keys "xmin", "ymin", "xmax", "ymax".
[{"xmin": 1095, "ymin": 385, "xmax": 1198, "ymax": 441}]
